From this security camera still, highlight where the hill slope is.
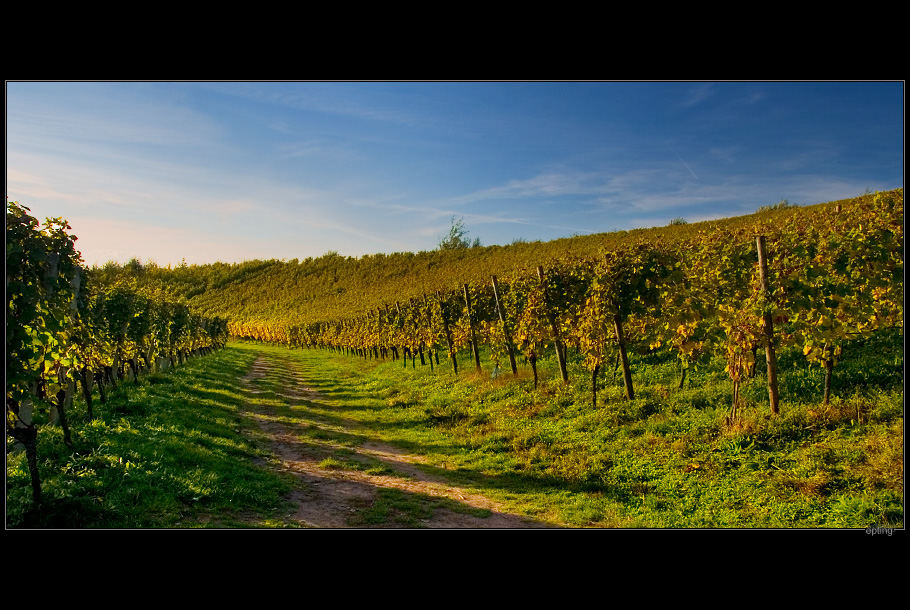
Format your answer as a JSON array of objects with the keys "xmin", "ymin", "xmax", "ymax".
[{"xmin": 89, "ymin": 190, "xmax": 901, "ymax": 331}]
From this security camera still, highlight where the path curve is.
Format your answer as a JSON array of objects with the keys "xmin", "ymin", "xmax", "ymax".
[{"xmin": 241, "ymin": 353, "xmax": 552, "ymax": 528}]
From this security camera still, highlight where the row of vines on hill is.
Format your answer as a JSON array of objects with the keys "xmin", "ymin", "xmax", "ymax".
[
  {"xmin": 231, "ymin": 190, "xmax": 903, "ymax": 412},
  {"xmin": 6, "ymin": 201, "xmax": 229, "ymax": 505}
]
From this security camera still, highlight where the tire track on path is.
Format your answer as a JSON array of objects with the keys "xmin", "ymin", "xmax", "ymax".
[{"xmin": 241, "ymin": 352, "xmax": 553, "ymax": 528}]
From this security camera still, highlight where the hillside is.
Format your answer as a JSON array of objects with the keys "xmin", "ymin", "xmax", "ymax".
[
  {"xmin": 89, "ymin": 190, "xmax": 899, "ymax": 331},
  {"xmin": 8, "ymin": 188, "xmax": 903, "ymax": 529}
]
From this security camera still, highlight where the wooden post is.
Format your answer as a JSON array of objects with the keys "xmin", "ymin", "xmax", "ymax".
[
  {"xmin": 463, "ymin": 284, "xmax": 481, "ymax": 372},
  {"xmin": 437, "ymin": 291, "xmax": 458, "ymax": 376},
  {"xmin": 79, "ymin": 366, "xmax": 94, "ymax": 420},
  {"xmin": 8, "ymin": 398, "xmax": 40, "ymax": 504},
  {"xmin": 756, "ymin": 235, "xmax": 780, "ymax": 415},
  {"xmin": 374, "ymin": 309, "xmax": 381, "ymax": 360},
  {"xmin": 491, "ymin": 275, "xmax": 518, "ymax": 375},
  {"xmin": 613, "ymin": 314, "xmax": 634, "ymax": 400},
  {"xmin": 53, "ymin": 368, "xmax": 73, "ymax": 447},
  {"xmin": 537, "ymin": 266, "xmax": 569, "ymax": 384},
  {"xmin": 396, "ymin": 301, "xmax": 408, "ymax": 368},
  {"xmin": 423, "ymin": 295, "xmax": 434, "ymax": 372},
  {"xmin": 592, "ymin": 365, "xmax": 599, "ymax": 407},
  {"xmin": 94, "ymin": 371, "xmax": 107, "ymax": 403},
  {"xmin": 384, "ymin": 304, "xmax": 397, "ymax": 361}
]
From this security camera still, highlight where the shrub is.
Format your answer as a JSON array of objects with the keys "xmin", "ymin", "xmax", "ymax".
[{"xmin": 756, "ymin": 199, "xmax": 799, "ymax": 213}]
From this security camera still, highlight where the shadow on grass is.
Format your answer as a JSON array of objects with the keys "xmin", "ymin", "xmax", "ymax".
[
  {"xmin": 241, "ymin": 370, "xmax": 631, "ymax": 527},
  {"xmin": 6, "ymin": 347, "xmax": 292, "ymax": 529}
]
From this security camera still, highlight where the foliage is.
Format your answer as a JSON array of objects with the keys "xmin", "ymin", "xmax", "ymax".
[
  {"xmin": 438, "ymin": 216, "xmax": 481, "ymax": 250},
  {"xmin": 756, "ymin": 199, "xmax": 799, "ymax": 213},
  {"xmin": 6, "ymin": 200, "xmax": 229, "ymax": 506},
  {"xmin": 6, "ymin": 346, "xmax": 292, "ymax": 527}
]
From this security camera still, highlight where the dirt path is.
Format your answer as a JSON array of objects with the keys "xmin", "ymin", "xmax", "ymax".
[{"xmin": 241, "ymin": 353, "xmax": 552, "ymax": 528}]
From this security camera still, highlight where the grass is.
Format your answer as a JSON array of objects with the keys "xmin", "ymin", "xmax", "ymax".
[
  {"xmin": 229, "ymin": 326, "xmax": 903, "ymax": 528},
  {"xmin": 346, "ymin": 487, "xmax": 492, "ymax": 528},
  {"xmin": 6, "ymin": 347, "xmax": 295, "ymax": 528},
  {"xmin": 8, "ymin": 327, "xmax": 903, "ymax": 529}
]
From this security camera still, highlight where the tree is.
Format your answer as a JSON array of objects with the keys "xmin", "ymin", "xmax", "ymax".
[{"xmin": 438, "ymin": 217, "xmax": 480, "ymax": 250}]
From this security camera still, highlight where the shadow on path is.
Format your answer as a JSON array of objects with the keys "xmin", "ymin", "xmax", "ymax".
[{"xmin": 241, "ymin": 354, "xmax": 555, "ymax": 528}]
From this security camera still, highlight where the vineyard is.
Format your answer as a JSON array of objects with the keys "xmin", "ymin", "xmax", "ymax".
[
  {"xmin": 6, "ymin": 189, "xmax": 904, "ymax": 528},
  {"xmin": 6, "ymin": 202, "xmax": 228, "ymax": 508},
  {"xmin": 196, "ymin": 189, "xmax": 903, "ymax": 414}
]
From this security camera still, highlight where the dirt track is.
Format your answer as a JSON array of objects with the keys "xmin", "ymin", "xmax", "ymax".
[{"xmin": 241, "ymin": 354, "xmax": 552, "ymax": 528}]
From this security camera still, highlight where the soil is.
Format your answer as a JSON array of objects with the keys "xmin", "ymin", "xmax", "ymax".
[{"xmin": 240, "ymin": 354, "xmax": 553, "ymax": 528}]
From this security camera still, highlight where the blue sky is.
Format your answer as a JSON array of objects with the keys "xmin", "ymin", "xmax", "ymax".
[{"xmin": 6, "ymin": 81, "xmax": 903, "ymax": 267}]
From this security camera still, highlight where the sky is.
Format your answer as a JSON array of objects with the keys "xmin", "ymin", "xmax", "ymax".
[{"xmin": 5, "ymin": 81, "xmax": 904, "ymax": 267}]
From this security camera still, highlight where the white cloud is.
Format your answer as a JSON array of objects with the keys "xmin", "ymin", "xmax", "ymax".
[
  {"xmin": 707, "ymin": 145, "xmax": 742, "ymax": 163},
  {"xmin": 277, "ymin": 139, "xmax": 358, "ymax": 161},
  {"xmin": 680, "ymin": 83, "xmax": 716, "ymax": 108},
  {"xmin": 8, "ymin": 92, "xmax": 224, "ymax": 151},
  {"xmin": 202, "ymin": 83, "xmax": 428, "ymax": 127}
]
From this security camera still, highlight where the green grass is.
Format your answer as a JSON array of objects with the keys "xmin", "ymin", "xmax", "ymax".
[
  {"xmin": 6, "ymin": 348, "xmax": 295, "ymax": 528},
  {"xmin": 346, "ymin": 487, "xmax": 491, "ymax": 528},
  {"xmin": 230, "ymin": 328, "xmax": 902, "ymax": 528},
  {"xmin": 9, "ymin": 329, "xmax": 902, "ymax": 529}
]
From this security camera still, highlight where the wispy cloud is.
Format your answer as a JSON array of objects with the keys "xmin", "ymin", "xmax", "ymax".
[
  {"xmin": 8, "ymin": 94, "xmax": 223, "ymax": 151},
  {"xmin": 443, "ymin": 170, "xmax": 615, "ymax": 205},
  {"xmin": 204, "ymin": 83, "xmax": 429, "ymax": 127},
  {"xmin": 7, "ymin": 82, "xmax": 897, "ymax": 263},
  {"xmin": 768, "ymin": 140, "xmax": 841, "ymax": 172},
  {"xmin": 745, "ymin": 90, "xmax": 766, "ymax": 105},
  {"xmin": 675, "ymin": 153, "xmax": 699, "ymax": 180},
  {"xmin": 680, "ymin": 83, "xmax": 716, "ymax": 108},
  {"xmin": 277, "ymin": 139, "xmax": 357, "ymax": 160},
  {"xmin": 707, "ymin": 145, "xmax": 742, "ymax": 163}
]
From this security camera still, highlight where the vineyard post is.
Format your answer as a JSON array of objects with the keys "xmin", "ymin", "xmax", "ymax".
[
  {"xmin": 376, "ymin": 309, "xmax": 385, "ymax": 360},
  {"xmin": 756, "ymin": 235, "xmax": 780, "ymax": 415},
  {"xmin": 463, "ymin": 284, "xmax": 481, "ymax": 372},
  {"xmin": 94, "ymin": 371, "xmax": 107, "ymax": 403},
  {"xmin": 823, "ymin": 355, "xmax": 833, "ymax": 405},
  {"xmin": 537, "ymin": 266, "xmax": 569, "ymax": 384},
  {"xmin": 491, "ymin": 275, "xmax": 518, "ymax": 375},
  {"xmin": 79, "ymin": 366, "xmax": 94, "ymax": 420},
  {"xmin": 384, "ymin": 304, "xmax": 398, "ymax": 361},
  {"xmin": 592, "ymin": 365, "xmax": 600, "ymax": 407},
  {"xmin": 612, "ymin": 314, "xmax": 634, "ymax": 400},
  {"xmin": 376, "ymin": 309, "xmax": 383, "ymax": 358},
  {"xmin": 52, "ymin": 377, "xmax": 73, "ymax": 448},
  {"xmin": 8, "ymin": 398, "xmax": 41, "ymax": 504},
  {"xmin": 437, "ymin": 291, "xmax": 458, "ymax": 376},
  {"xmin": 396, "ymin": 301, "xmax": 408, "ymax": 368},
  {"xmin": 422, "ymin": 295, "xmax": 434, "ymax": 372}
]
